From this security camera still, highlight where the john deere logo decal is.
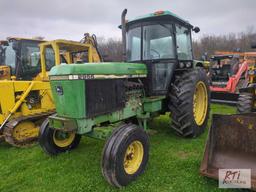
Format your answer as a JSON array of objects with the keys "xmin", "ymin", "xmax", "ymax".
[{"xmin": 56, "ymin": 86, "xmax": 63, "ymax": 95}]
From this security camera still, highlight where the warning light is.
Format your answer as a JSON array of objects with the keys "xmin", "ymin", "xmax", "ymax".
[{"xmin": 154, "ymin": 10, "xmax": 165, "ymax": 15}]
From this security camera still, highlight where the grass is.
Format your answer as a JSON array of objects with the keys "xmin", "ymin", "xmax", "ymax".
[{"xmin": 0, "ymin": 104, "xmax": 238, "ymax": 192}]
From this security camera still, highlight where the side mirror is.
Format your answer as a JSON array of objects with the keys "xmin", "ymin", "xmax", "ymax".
[
  {"xmin": 193, "ymin": 26, "xmax": 200, "ymax": 33},
  {"xmin": 251, "ymin": 42, "xmax": 256, "ymax": 49}
]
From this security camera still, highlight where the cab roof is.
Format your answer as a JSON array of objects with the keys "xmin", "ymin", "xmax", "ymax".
[
  {"xmin": 39, "ymin": 39, "xmax": 92, "ymax": 52},
  {"xmin": 125, "ymin": 10, "xmax": 193, "ymax": 28},
  {"xmin": 6, "ymin": 37, "xmax": 45, "ymax": 42}
]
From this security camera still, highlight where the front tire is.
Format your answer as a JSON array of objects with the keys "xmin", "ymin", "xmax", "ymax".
[
  {"xmin": 169, "ymin": 68, "xmax": 210, "ymax": 137},
  {"xmin": 237, "ymin": 92, "xmax": 254, "ymax": 113},
  {"xmin": 101, "ymin": 124, "xmax": 149, "ymax": 188},
  {"xmin": 39, "ymin": 119, "xmax": 81, "ymax": 155}
]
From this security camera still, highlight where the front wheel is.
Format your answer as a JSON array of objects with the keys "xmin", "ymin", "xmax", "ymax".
[
  {"xmin": 39, "ymin": 119, "xmax": 81, "ymax": 155},
  {"xmin": 237, "ymin": 92, "xmax": 254, "ymax": 113},
  {"xmin": 169, "ymin": 68, "xmax": 210, "ymax": 137},
  {"xmin": 101, "ymin": 123, "xmax": 149, "ymax": 188}
]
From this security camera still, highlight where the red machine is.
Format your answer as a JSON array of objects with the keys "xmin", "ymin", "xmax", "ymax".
[{"xmin": 210, "ymin": 53, "xmax": 249, "ymax": 104}]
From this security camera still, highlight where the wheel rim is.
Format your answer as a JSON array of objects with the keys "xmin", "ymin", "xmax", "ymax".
[
  {"xmin": 13, "ymin": 121, "xmax": 38, "ymax": 141},
  {"xmin": 193, "ymin": 81, "xmax": 208, "ymax": 126},
  {"xmin": 53, "ymin": 130, "xmax": 75, "ymax": 148},
  {"xmin": 123, "ymin": 140, "xmax": 144, "ymax": 175}
]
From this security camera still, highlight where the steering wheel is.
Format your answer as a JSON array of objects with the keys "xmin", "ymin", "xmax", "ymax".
[{"xmin": 150, "ymin": 49, "xmax": 160, "ymax": 59}]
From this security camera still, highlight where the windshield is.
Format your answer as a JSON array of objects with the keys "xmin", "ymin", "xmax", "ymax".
[
  {"xmin": 20, "ymin": 41, "xmax": 55, "ymax": 78},
  {"xmin": 143, "ymin": 24, "xmax": 175, "ymax": 60},
  {"xmin": 127, "ymin": 24, "xmax": 175, "ymax": 62},
  {"xmin": 176, "ymin": 25, "xmax": 193, "ymax": 60},
  {"xmin": 21, "ymin": 41, "xmax": 41, "ymax": 71}
]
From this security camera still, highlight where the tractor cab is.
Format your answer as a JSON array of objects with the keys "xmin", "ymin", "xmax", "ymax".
[
  {"xmin": 123, "ymin": 10, "xmax": 200, "ymax": 96},
  {"xmin": 0, "ymin": 37, "xmax": 55, "ymax": 80},
  {"xmin": 37, "ymin": 39, "xmax": 102, "ymax": 81},
  {"xmin": 210, "ymin": 54, "xmax": 241, "ymax": 84}
]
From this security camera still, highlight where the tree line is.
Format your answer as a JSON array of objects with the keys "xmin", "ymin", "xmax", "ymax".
[{"xmin": 193, "ymin": 27, "xmax": 256, "ymax": 59}]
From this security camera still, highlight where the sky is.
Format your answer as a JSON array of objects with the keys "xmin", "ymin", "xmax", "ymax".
[{"xmin": 0, "ymin": 0, "xmax": 255, "ymax": 41}]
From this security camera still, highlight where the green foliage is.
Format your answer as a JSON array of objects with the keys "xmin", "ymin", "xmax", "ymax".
[{"xmin": 0, "ymin": 104, "xmax": 238, "ymax": 192}]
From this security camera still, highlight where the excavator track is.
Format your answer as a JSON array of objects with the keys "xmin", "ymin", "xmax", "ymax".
[{"xmin": 3, "ymin": 111, "xmax": 55, "ymax": 147}]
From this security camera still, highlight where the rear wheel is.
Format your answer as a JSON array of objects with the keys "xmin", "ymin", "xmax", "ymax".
[
  {"xmin": 169, "ymin": 68, "xmax": 210, "ymax": 137},
  {"xmin": 237, "ymin": 92, "xmax": 254, "ymax": 113},
  {"xmin": 102, "ymin": 124, "xmax": 149, "ymax": 188},
  {"xmin": 39, "ymin": 119, "xmax": 81, "ymax": 155}
]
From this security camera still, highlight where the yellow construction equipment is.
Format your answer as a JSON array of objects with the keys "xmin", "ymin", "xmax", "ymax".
[{"xmin": 0, "ymin": 34, "xmax": 102, "ymax": 147}]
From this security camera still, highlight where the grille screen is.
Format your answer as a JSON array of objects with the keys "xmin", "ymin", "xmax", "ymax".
[{"xmin": 86, "ymin": 79, "xmax": 125, "ymax": 117}]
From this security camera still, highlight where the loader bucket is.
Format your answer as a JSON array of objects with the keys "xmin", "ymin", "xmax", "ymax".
[{"xmin": 200, "ymin": 113, "xmax": 256, "ymax": 189}]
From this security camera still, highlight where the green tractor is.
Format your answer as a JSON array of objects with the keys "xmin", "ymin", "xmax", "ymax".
[{"xmin": 39, "ymin": 9, "xmax": 210, "ymax": 187}]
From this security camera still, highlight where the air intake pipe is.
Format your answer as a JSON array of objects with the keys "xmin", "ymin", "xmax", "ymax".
[{"xmin": 121, "ymin": 9, "xmax": 127, "ymax": 61}]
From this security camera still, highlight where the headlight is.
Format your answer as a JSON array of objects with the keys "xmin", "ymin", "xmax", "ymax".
[
  {"xmin": 186, "ymin": 62, "xmax": 192, "ymax": 68},
  {"xmin": 179, "ymin": 62, "xmax": 185, "ymax": 68},
  {"xmin": 56, "ymin": 86, "xmax": 64, "ymax": 96}
]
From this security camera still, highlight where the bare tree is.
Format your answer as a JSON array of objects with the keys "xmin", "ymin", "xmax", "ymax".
[
  {"xmin": 193, "ymin": 26, "xmax": 256, "ymax": 59},
  {"xmin": 98, "ymin": 37, "xmax": 123, "ymax": 62}
]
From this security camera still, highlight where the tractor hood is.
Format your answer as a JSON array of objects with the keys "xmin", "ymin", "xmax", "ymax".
[
  {"xmin": 49, "ymin": 62, "xmax": 147, "ymax": 79},
  {"xmin": 49, "ymin": 62, "xmax": 147, "ymax": 119}
]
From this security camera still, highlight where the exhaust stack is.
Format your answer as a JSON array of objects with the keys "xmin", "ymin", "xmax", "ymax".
[{"xmin": 121, "ymin": 9, "xmax": 127, "ymax": 61}]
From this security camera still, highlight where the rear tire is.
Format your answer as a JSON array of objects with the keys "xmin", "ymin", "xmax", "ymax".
[
  {"xmin": 237, "ymin": 92, "xmax": 254, "ymax": 113},
  {"xmin": 39, "ymin": 119, "xmax": 81, "ymax": 155},
  {"xmin": 101, "ymin": 124, "xmax": 149, "ymax": 188},
  {"xmin": 169, "ymin": 68, "xmax": 210, "ymax": 137}
]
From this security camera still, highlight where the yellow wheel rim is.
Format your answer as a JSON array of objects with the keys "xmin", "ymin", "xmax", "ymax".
[
  {"xmin": 13, "ymin": 121, "xmax": 39, "ymax": 141},
  {"xmin": 123, "ymin": 140, "xmax": 144, "ymax": 175},
  {"xmin": 53, "ymin": 130, "xmax": 75, "ymax": 148},
  {"xmin": 193, "ymin": 81, "xmax": 208, "ymax": 126}
]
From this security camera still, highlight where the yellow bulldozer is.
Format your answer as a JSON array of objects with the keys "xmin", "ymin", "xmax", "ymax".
[
  {"xmin": 200, "ymin": 43, "xmax": 256, "ymax": 189},
  {"xmin": 0, "ymin": 34, "xmax": 102, "ymax": 147}
]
